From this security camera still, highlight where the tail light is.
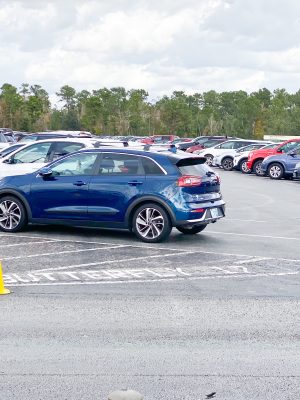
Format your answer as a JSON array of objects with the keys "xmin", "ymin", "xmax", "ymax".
[{"xmin": 177, "ymin": 175, "xmax": 202, "ymax": 187}]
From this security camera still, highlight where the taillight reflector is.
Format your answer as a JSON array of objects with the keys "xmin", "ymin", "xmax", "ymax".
[{"xmin": 177, "ymin": 175, "xmax": 202, "ymax": 187}]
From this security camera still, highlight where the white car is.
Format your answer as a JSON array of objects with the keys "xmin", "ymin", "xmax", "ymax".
[
  {"xmin": 233, "ymin": 143, "xmax": 276, "ymax": 173},
  {"xmin": 213, "ymin": 142, "xmax": 270, "ymax": 171},
  {"xmin": 195, "ymin": 139, "xmax": 261, "ymax": 166},
  {"xmin": 0, "ymin": 138, "xmax": 99, "ymax": 179}
]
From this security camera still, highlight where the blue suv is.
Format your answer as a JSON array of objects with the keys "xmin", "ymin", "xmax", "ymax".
[
  {"xmin": 0, "ymin": 148, "xmax": 225, "ymax": 242},
  {"xmin": 261, "ymin": 145, "xmax": 300, "ymax": 179}
]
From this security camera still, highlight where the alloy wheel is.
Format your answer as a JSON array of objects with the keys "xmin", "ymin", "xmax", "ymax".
[
  {"xmin": 135, "ymin": 207, "xmax": 165, "ymax": 239},
  {"xmin": 241, "ymin": 160, "xmax": 250, "ymax": 173},
  {"xmin": 0, "ymin": 200, "xmax": 22, "ymax": 230},
  {"xmin": 205, "ymin": 155, "xmax": 213, "ymax": 166},
  {"xmin": 269, "ymin": 164, "xmax": 283, "ymax": 179},
  {"xmin": 222, "ymin": 158, "xmax": 233, "ymax": 171}
]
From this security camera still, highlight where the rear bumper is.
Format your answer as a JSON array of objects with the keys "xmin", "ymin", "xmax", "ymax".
[{"xmin": 175, "ymin": 202, "xmax": 225, "ymax": 227}]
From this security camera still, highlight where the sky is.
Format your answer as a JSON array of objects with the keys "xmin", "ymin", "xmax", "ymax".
[{"xmin": 1, "ymin": 0, "xmax": 300, "ymax": 103}]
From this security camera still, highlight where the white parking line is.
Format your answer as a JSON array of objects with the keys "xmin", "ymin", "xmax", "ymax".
[
  {"xmin": 0, "ymin": 241, "xmax": 58, "ymax": 248},
  {"xmin": 0, "ymin": 232, "xmax": 300, "ymax": 262},
  {"xmin": 6, "ymin": 270, "xmax": 299, "ymax": 287},
  {"xmin": 34, "ymin": 251, "xmax": 195, "ymax": 272},
  {"xmin": 2, "ymin": 244, "xmax": 132, "ymax": 261},
  {"xmin": 209, "ymin": 231, "xmax": 300, "ymax": 241}
]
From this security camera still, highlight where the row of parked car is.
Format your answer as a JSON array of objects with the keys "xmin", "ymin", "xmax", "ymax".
[
  {"xmin": 0, "ymin": 131, "xmax": 226, "ymax": 242},
  {"xmin": 188, "ymin": 137, "xmax": 300, "ymax": 180}
]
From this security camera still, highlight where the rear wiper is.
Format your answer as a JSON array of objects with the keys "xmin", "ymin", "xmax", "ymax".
[{"xmin": 206, "ymin": 171, "xmax": 215, "ymax": 177}]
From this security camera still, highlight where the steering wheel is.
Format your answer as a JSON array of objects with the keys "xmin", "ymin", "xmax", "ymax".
[{"xmin": 63, "ymin": 169, "xmax": 76, "ymax": 176}]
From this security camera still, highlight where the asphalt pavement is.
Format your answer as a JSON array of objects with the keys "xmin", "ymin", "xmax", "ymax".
[{"xmin": 0, "ymin": 170, "xmax": 299, "ymax": 400}]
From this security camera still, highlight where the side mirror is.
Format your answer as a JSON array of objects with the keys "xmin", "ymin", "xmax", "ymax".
[
  {"xmin": 38, "ymin": 167, "xmax": 53, "ymax": 177},
  {"xmin": 289, "ymin": 151, "xmax": 296, "ymax": 157},
  {"xmin": 3, "ymin": 156, "xmax": 14, "ymax": 164}
]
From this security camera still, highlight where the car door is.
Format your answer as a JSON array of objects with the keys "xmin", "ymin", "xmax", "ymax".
[
  {"xmin": 29, "ymin": 152, "xmax": 98, "ymax": 220},
  {"xmin": 286, "ymin": 146, "xmax": 300, "ymax": 171},
  {"xmin": 87, "ymin": 152, "xmax": 146, "ymax": 222}
]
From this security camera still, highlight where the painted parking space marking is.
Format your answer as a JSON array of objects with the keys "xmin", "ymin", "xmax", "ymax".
[
  {"xmin": 5, "ymin": 266, "xmax": 299, "ymax": 287},
  {"xmin": 2, "ymin": 244, "xmax": 131, "ymax": 261},
  {"xmin": 4, "ymin": 252, "xmax": 300, "ymax": 287},
  {"xmin": 0, "ymin": 231, "xmax": 299, "ymax": 288}
]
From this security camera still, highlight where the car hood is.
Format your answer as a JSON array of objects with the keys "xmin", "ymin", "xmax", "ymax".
[{"xmin": 0, "ymin": 163, "xmax": 45, "ymax": 178}]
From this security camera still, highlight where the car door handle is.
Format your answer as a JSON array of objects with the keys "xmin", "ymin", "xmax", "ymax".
[
  {"xmin": 128, "ymin": 181, "xmax": 143, "ymax": 186},
  {"xmin": 73, "ymin": 181, "xmax": 87, "ymax": 186}
]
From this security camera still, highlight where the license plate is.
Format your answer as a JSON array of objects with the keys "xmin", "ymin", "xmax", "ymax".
[{"xmin": 210, "ymin": 207, "xmax": 221, "ymax": 218}]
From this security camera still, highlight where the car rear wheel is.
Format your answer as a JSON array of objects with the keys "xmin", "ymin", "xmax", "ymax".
[
  {"xmin": 204, "ymin": 154, "xmax": 213, "ymax": 166},
  {"xmin": 268, "ymin": 163, "xmax": 284, "ymax": 179},
  {"xmin": 176, "ymin": 225, "xmax": 207, "ymax": 234},
  {"xmin": 253, "ymin": 160, "xmax": 264, "ymax": 176},
  {"xmin": 132, "ymin": 203, "xmax": 172, "ymax": 243},
  {"xmin": 221, "ymin": 157, "xmax": 233, "ymax": 171},
  {"xmin": 0, "ymin": 196, "xmax": 27, "ymax": 232},
  {"xmin": 240, "ymin": 159, "xmax": 251, "ymax": 174}
]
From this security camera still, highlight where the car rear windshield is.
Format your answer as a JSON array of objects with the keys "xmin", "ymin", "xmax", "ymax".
[{"xmin": 172, "ymin": 157, "xmax": 212, "ymax": 176}]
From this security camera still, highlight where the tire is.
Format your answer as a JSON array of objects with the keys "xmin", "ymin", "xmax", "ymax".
[
  {"xmin": 253, "ymin": 160, "xmax": 265, "ymax": 176},
  {"xmin": 221, "ymin": 157, "xmax": 233, "ymax": 171},
  {"xmin": 267, "ymin": 163, "xmax": 284, "ymax": 180},
  {"xmin": 0, "ymin": 196, "xmax": 27, "ymax": 232},
  {"xmin": 239, "ymin": 159, "xmax": 251, "ymax": 174},
  {"xmin": 204, "ymin": 154, "xmax": 213, "ymax": 166},
  {"xmin": 176, "ymin": 225, "xmax": 207, "ymax": 235},
  {"xmin": 132, "ymin": 203, "xmax": 172, "ymax": 243}
]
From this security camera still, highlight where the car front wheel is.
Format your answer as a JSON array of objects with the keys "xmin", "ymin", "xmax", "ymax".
[
  {"xmin": 221, "ymin": 157, "xmax": 233, "ymax": 171},
  {"xmin": 268, "ymin": 163, "xmax": 284, "ymax": 179},
  {"xmin": 253, "ymin": 160, "xmax": 265, "ymax": 176},
  {"xmin": 205, "ymin": 154, "xmax": 213, "ymax": 166},
  {"xmin": 176, "ymin": 225, "xmax": 207, "ymax": 234},
  {"xmin": 240, "ymin": 159, "xmax": 251, "ymax": 174},
  {"xmin": 0, "ymin": 196, "xmax": 27, "ymax": 232},
  {"xmin": 132, "ymin": 203, "xmax": 172, "ymax": 243}
]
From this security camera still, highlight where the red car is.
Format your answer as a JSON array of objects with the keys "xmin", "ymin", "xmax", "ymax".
[
  {"xmin": 247, "ymin": 138, "xmax": 300, "ymax": 176},
  {"xmin": 141, "ymin": 135, "xmax": 179, "ymax": 144}
]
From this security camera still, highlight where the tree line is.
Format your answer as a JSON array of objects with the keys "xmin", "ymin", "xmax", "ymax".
[{"xmin": 1, "ymin": 83, "xmax": 300, "ymax": 139}]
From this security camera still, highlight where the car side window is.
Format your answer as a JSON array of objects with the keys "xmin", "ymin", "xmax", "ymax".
[
  {"xmin": 279, "ymin": 141, "xmax": 300, "ymax": 153},
  {"xmin": 50, "ymin": 142, "xmax": 85, "ymax": 161},
  {"xmin": 12, "ymin": 142, "xmax": 52, "ymax": 164},
  {"xmin": 50, "ymin": 153, "xmax": 98, "ymax": 176},
  {"xmin": 142, "ymin": 157, "xmax": 164, "ymax": 175},
  {"xmin": 97, "ymin": 154, "xmax": 143, "ymax": 175},
  {"xmin": 293, "ymin": 147, "xmax": 300, "ymax": 155},
  {"xmin": 219, "ymin": 142, "xmax": 235, "ymax": 149}
]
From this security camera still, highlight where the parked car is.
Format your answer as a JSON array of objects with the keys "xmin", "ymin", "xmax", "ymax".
[
  {"xmin": 196, "ymin": 139, "xmax": 260, "ymax": 166},
  {"xmin": 293, "ymin": 162, "xmax": 300, "ymax": 179},
  {"xmin": 140, "ymin": 135, "xmax": 179, "ymax": 144},
  {"xmin": 186, "ymin": 138, "xmax": 230, "ymax": 154},
  {"xmin": 0, "ymin": 132, "xmax": 12, "ymax": 150},
  {"xmin": 0, "ymin": 148, "xmax": 225, "ymax": 242},
  {"xmin": 213, "ymin": 141, "xmax": 271, "ymax": 171},
  {"xmin": 233, "ymin": 143, "xmax": 278, "ymax": 173},
  {"xmin": 247, "ymin": 138, "xmax": 300, "ymax": 176},
  {"xmin": 177, "ymin": 136, "xmax": 232, "ymax": 152},
  {"xmin": 19, "ymin": 131, "xmax": 92, "ymax": 144},
  {"xmin": 0, "ymin": 138, "xmax": 99, "ymax": 179},
  {"xmin": 261, "ymin": 145, "xmax": 300, "ymax": 179},
  {"xmin": 0, "ymin": 143, "xmax": 25, "ymax": 158}
]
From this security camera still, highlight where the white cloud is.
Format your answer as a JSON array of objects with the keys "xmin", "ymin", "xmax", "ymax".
[{"xmin": 1, "ymin": 0, "xmax": 300, "ymax": 99}]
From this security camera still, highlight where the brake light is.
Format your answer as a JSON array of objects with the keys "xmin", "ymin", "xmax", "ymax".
[{"xmin": 177, "ymin": 175, "xmax": 202, "ymax": 187}]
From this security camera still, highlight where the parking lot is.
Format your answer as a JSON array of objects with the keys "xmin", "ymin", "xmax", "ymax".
[{"xmin": 1, "ymin": 170, "xmax": 300, "ymax": 400}]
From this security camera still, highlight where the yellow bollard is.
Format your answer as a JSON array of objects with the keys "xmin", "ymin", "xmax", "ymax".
[{"xmin": 0, "ymin": 262, "xmax": 10, "ymax": 295}]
